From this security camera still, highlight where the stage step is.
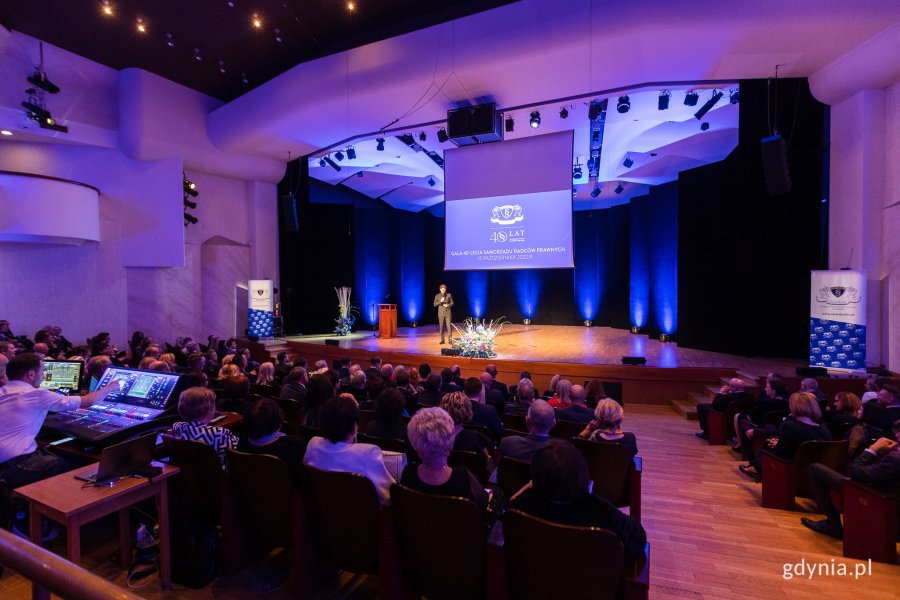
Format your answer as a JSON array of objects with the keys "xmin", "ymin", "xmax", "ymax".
[{"xmin": 671, "ymin": 398, "xmax": 699, "ymax": 420}]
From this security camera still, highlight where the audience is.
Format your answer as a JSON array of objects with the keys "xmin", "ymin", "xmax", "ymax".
[
  {"xmin": 733, "ymin": 376, "xmax": 788, "ymax": 457},
  {"xmin": 439, "ymin": 392, "xmax": 491, "ymax": 462},
  {"xmin": 401, "ymin": 407, "xmax": 489, "ymax": 509},
  {"xmin": 463, "ymin": 377, "xmax": 504, "ymax": 438},
  {"xmin": 484, "ymin": 364, "xmax": 508, "ymax": 397},
  {"xmin": 557, "ymin": 384, "xmax": 594, "ymax": 423},
  {"xmin": 237, "ymin": 398, "xmax": 306, "ymax": 483},
  {"xmin": 479, "ymin": 372, "xmax": 506, "ymax": 413},
  {"xmin": 508, "ymin": 440, "xmax": 647, "ymax": 562},
  {"xmin": 299, "ymin": 373, "xmax": 334, "ymax": 427},
  {"xmin": 218, "ymin": 373, "xmax": 251, "ymax": 415},
  {"xmin": 280, "ymin": 366, "xmax": 309, "ymax": 404},
  {"xmin": 544, "ymin": 374, "xmax": 561, "ymax": 399},
  {"xmin": 418, "ymin": 372, "xmax": 444, "ymax": 407},
  {"xmin": 577, "ymin": 399, "xmax": 638, "ymax": 457},
  {"xmin": 861, "ymin": 383, "xmax": 900, "ymax": 439},
  {"xmin": 497, "ymin": 400, "xmax": 555, "ymax": 462},
  {"xmin": 364, "ymin": 356, "xmax": 382, "ymax": 381},
  {"xmin": 548, "ymin": 379, "xmax": 573, "ymax": 409},
  {"xmin": 695, "ymin": 378, "xmax": 752, "ymax": 440},
  {"xmin": 439, "ymin": 368, "xmax": 460, "ymax": 395},
  {"xmin": 366, "ymin": 388, "xmax": 409, "ymax": 441},
  {"xmin": 823, "ymin": 391, "xmax": 862, "ymax": 440},
  {"xmin": 303, "ymin": 395, "xmax": 395, "ymax": 506},
  {"xmin": 274, "ymin": 351, "xmax": 293, "ymax": 377},
  {"xmin": 172, "ymin": 387, "xmax": 238, "ymax": 466},
  {"xmin": 504, "ymin": 379, "xmax": 536, "ymax": 417}
]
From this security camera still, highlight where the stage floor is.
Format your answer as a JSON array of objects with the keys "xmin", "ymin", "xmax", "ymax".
[{"xmin": 285, "ymin": 324, "xmax": 803, "ymax": 374}]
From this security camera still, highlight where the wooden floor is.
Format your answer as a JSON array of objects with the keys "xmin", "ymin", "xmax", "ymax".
[
  {"xmin": 287, "ymin": 324, "xmax": 804, "ymax": 374},
  {"xmin": 2, "ymin": 406, "xmax": 897, "ymax": 599}
]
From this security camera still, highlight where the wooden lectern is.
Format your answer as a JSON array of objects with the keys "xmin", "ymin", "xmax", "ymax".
[{"xmin": 378, "ymin": 304, "xmax": 398, "ymax": 339}]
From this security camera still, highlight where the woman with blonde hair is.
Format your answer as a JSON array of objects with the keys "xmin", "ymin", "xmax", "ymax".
[
  {"xmin": 159, "ymin": 353, "xmax": 178, "ymax": 371},
  {"xmin": 440, "ymin": 391, "xmax": 491, "ymax": 463},
  {"xmin": 218, "ymin": 363, "xmax": 240, "ymax": 380},
  {"xmin": 548, "ymin": 379, "xmax": 573, "ymax": 409},
  {"xmin": 577, "ymin": 399, "xmax": 638, "ymax": 457},
  {"xmin": 256, "ymin": 361, "xmax": 276, "ymax": 386}
]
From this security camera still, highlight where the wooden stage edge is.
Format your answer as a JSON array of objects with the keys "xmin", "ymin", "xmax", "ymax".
[{"xmin": 243, "ymin": 324, "xmax": 807, "ymax": 407}]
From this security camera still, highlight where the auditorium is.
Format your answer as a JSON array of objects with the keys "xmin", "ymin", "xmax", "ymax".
[{"xmin": 0, "ymin": 1, "xmax": 898, "ymax": 598}]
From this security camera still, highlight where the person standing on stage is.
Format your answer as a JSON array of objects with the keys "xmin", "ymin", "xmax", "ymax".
[{"xmin": 433, "ymin": 284, "xmax": 454, "ymax": 345}]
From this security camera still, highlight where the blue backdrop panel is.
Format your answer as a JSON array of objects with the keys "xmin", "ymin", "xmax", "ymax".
[{"xmin": 354, "ymin": 208, "xmax": 391, "ymax": 325}]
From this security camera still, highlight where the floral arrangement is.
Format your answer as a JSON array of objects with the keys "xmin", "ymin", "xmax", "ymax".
[
  {"xmin": 451, "ymin": 317, "xmax": 508, "ymax": 358},
  {"xmin": 333, "ymin": 287, "xmax": 356, "ymax": 336}
]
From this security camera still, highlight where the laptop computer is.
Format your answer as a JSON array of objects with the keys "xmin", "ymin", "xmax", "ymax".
[
  {"xmin": 40, "ymin": 360, "xmax": 84, "ymax": 395},
  {"xmin": 74, "ymin": 432, "xmax": 158, "ymax": 485}
]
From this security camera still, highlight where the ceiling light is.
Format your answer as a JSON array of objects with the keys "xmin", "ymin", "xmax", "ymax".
[
  {"xmin": 184, "ymin": 213, "xmax": 198, "ymax": 225},
  {"xmin": 324, "ymin": 155, "xmax": 341, "ymax": 172},
  {"xmin": 194, "ymin": 48, "xmax": 202, "ymax": 61},
  {"xmin": 334, "ymin": 150, "xmax": 344, "ymax": 161},
  {"xmin": 658, "ymin": 91, "xmax": 670, "ymax": 110},
  {"xmin": 227, "ymin": 1, "xmax": 236, "ymax": 7},
  {"xmin": 559, "ymin": 107, "xmax": 569, "ymax": 119},
  {"xmin": 418, "ymin": 131, "xmax": 426, "ymax": 142},
  {"xmin": 166, "ymin": 33, "xmax": 174, "ymax": 47},
  {"xmin": 1, "ymin": 130, "xmax": 12, "ymax": 136},
  {"xmin": 573, "ymin": 162, "xmax": 583, "ymax": 179},
  {"xmin": 590, "ymin": 186, "xmax": 601, "ymax": 198},
  {"xmin": 684, "ymin": 90, "xmax": 699, "ymax": 106},
  {"xmin": 347, "ymin": 2, "xmax": 356, "ymax": 11},
  {"xmin": 505, "ymin": 116, "xmax": 514, "ymax": 132},
  {"xmin": 318, "ymin": 158, "xmax": 327, "ymax": 167},
  {"xmin": 614, "ymin": 184, "xmax": 624, "ymax": 195},
  {"xmin": 218, "ymin": 61, "xmax": 226, "ymax": 74},
  {"xmin": 346, "ymin": 147, "xmax": 356, "ymax": 160},
  {"xmin": 183, "ymin": 177, "xmax": 198, "ymax": 196},
  {"xmin": 136, "ymin": 18, "xmax": 147, "ymax": 33},
  {"xmin": 274, "ymin": 28, "xmax": 283, "ymax": 43},
  {"xmin": 623, "ymin": 155, "xmax": 634, "ymax": 168},
  {"xmin": 588, "ymin": 101, "xmax": 601, "ymax": 121},
  {"xmin": 529, "ymin": 111, "xmax": 541, "ymax": 128},
  {"xmin": 694, "ymin": 90, "xmax": 723, "ymax": 120},
  {"xmin": 616, "ymin": 96, "xmax": 630, "ymax": 114},
  {"xmin": 700, "ymin": 122, "xmax": 710, "ymax": 131},
  {"xmin": 101, "ymin": 2, "xmax": 113, "ymax": 16},
  {"xmin": 436, "ymin": 128, "xmax": 448, "ymax": 143},
  {"xmin": 184, "ymin": 198, "xmax": 197, "ymax": 210},
  {"xmin": 427, "ymin": 176, "xmax": 436, "ymax": 187},
  {"xmin": 729, "ymin": 88, "xmax": 740, "ymax": 104},
  {"xmin": 376, "ymin": 138, "xmax": 385, "ymax": 151},
  {"xmin": 241, "ymin": 73, "xmax": 249, "ymax": 84},
  {"xmin": 252, "ymin": 14, "xmax": 262, "ymax": 29}
]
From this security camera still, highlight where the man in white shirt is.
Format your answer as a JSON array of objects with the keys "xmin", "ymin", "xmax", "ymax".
[{"xmin": 0, "ymin": 353, "xmax": 121, "ymax": 489}]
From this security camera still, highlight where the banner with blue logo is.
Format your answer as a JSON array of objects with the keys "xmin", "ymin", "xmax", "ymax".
[
  {"xmin": 248, "ymin": 279, "xmax": 274, "ymax": 338},
  {"xmin": 809, "ymin": 270, "xmax": 866, "ymax": 372}
]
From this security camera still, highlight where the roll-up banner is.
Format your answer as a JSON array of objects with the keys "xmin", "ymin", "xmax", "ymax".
[
  {"xmin": 248, "ymin": 279, "xmax": 274, "ymax": 338},
  {"xmin": 809, "ymin": 270, "xmax": 866, "ymax": 372}
]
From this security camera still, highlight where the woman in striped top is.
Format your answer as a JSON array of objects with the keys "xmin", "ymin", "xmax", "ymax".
[{"xmin": 172, "ymin": 387, "xmax": 238, "ymax": 465}]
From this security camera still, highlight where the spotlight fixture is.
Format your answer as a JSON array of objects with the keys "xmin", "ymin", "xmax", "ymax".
[
  {"xmin": 251, "ymin": 13, "xmax": 262, "ymax": 29},
  {"xmin": 588, "ymin": 101, "xmax": 601, "ymax": 120},
  {"xmin": 184, "ymin": 198, "xmax": 197, "ymax": 210},
  {"xmin": 274, "ymin": 28, "xmax": 283, "ymax": 43},
  {"xmin": 573, "ymin": 161, "xmax": 583, "ymax": 179},
  {"xmin": 323, "ymin": 155, "xmax": 341, "ymax": 172},
  {"xmin": 418, "ymin": 131, "xmax": 426, "ymax": 142},
  {"xmin": 136, "ymin": 18, "xmax": 147, "ymax": 33},
  {"xmin": 590, "ymin": 186, "xmax": 601, "ymax": 198},
  {"xmin": 436, "ymin": 128, "xmax": 448, "ymax": 143},
  {"xmin": 616, "ymin": 95, "xmax": 630, "ymax": 113},
  {"xmin": 218, "ymin": 61, "xmax": 226, "ymax": 74},
  {"xmin": 583, "ymin": 320, "xmax": 592, "ymax": 327},
  {"xmin": 334, "ymin": 150, "xmax": 344, "ymax": 161},
  {"xmin": 166, "ymin": 33, "xmax": 174, "ymax": 47},
  {"xmin": 346, "ymin": 146, "xmax": 356, "ymax": 160},
  {"xmin": 684, "ymin": 90, "xmax": 699, "ymax": 106},
  {"xmin": 427, "ymin": 176, "xmax": 436, "ymax": 187},
  {"xmin": 659, "ymin": 333, "xmax": 672, "ymax": 343},
  {"xmin": 523, "ymin": 318, "xmax": 532, "ymax": 325},
  {"xmin": 694, "ymin": 90, "xmax": 723, "ymax": 120},
  {"xmin": 529, "ymin": 111, "xmax": 541, "ymax": 128},
  {"xmin": 376, "ymin": 138, "xmax": 385, "ymax": 151},
  {"xmin": 101, "ymin": 1, "xmax": 113, "ymax": 16},
  {"xmin": 183, "ymin": 177, "xmax": 198, "ymax": 196},
  {"xmin": 700, "ymin": 122, "xmax": 710, "ymax": 131},
  {"xmin": 26, "ymin": 71, "xmax": 59, "ymax": 95},
  {"xmin": 241, "ymin": 73, "xmax": 249, "ymax": 84},
  {"xmin": 729, "ymin": 88, "xmax": 740, "ymax": 104},
  {"xmin": 410, "ymin": 321, "xmax": 417, "ymax": 328},
  {"xmin": 318, "ymin": 158, "xmax": 327, "ymax": 167},
  {"xmin": 0, "ymin": 130, "xmax": 12, "ymax": 136},
  {"xmin": 356, "ymin": 171, "xmax": 363, "ymax": 178},
  {"xmin": 347, "ymin": 2, "xmax": 356, "ymax": 11},
  {"xmin": 504, "ymin": 116, "xmax": 514, "ymax": 132},
  {"xmin": 184, "ymin": 213, "xmax": 198, "ymax": 225},
  {"xmin": 559, "ymin": 107, "xmax": 569, "ymax": 119},
  {"xmin": 194, "ymin": 48, "xmax": 202, "ymax": 61},
  {"xmin": 658, "ymin": 90, "xmax": 670, "ymax": 111},
  {"xmin": 227, "ymin": 1, "xmax": 236, "ymax": 6},
  {"xmin": 614, "ymin": 184, "xmax": 624, "ymax": 195},
  {"xmin": 623, "ymin": 155, "xmax": 634, "ymax": 168},
  {"xmin": 630, "ymin": 326, "xmax": 641, "ymax": 334}
]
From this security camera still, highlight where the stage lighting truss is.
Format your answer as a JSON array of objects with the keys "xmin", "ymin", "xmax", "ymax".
[
  {"xmin": 587, "ymin": 99, "xmax": 607, "ymax": 181},
  {"xmin": 183, "ymin": 174, "xmax": 199, "ymax": 225}
]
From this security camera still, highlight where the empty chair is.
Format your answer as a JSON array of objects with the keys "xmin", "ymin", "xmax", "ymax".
[
  {"xmin": 761, "ymin": 440, "xmax": 849, "ymax": 510},
  {"xmin": 842, "ymin": 480, "xmax": 899, "ymax": 564},
  {"xmin": 357, "ymin": 433, "xmax": 420, "ymax": 464},
  {"xmin": 391, "ymin": 484, "xmax": 489, "ymax": 600},
  {"xmin": 502, "ymin": 412, "xmax": 527, "ymax": 432},
  {"xmin": 496, "ymin": 457, "xmax": 532, "ymax": 498},
  {"xmin": 276, "ymin": 398, "xmax": 304, "ymax": 430},
  {"xmin": 550, "ymin": 420, "xmax": 585, "ymax": 440},
  {"xmin": 571, "ymin": 437, "xmax": 642, "ymax": 521},
  {"xmin": 162, "ymin": 435, "xmax": 225, "ymax": 525},
  {"xmin": 225, "ymin": 449, "xmax": 293, "ymax": 557}
]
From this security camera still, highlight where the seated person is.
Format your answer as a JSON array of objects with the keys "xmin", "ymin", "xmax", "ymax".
[
  {"xmin": 273, "ymin": 352, "xmax": 293, "ymax": 378},
  {"xmin": 484, "ymin": 364, "xmax": 509, "ymax": 398},
  {"xmin": 861, "ymin": 383, "xmax": 900, "ymax": 439},
  {"xmin": 218, "ymin": 374, "xmax": 252, "ymax": 416},
  {"xmin": 366, "ymin": 388, "xmax": 409, "ymax": 441},
  {"xmin": 417, "ymin": 372, "xmax": 444, "ymax": 407},
  {"xmin": 734, "ymin": 377, "xmax": 789, "ymax": 457},
  {"xmin": 860, "ymin": 375, "xmax": 879, "ymax": 404},
  {"xmin": 739, "ymin": 392, "xmax": 831, "ymax": 480},
  {"xmin": 439, "ymin": 368, "xmax": 460, "ymax": 395},
  {"xmin": 393, "ymin": 369, "xmax": 418, "ymax": 414},
  {"xmin": 254, "ymin": 361, "xmax": 279, "ymax": 392},
  {"xmin": 557, "ymin": 385, "xmax": 594, "ymax": 424},
  {"xmin": 584, "ymin": 379, "xmax": 611, "ymax": 409},
  {"xmin": 237, "ymin": 398, "xmax": 306, "ymax": 483},
  {"xmin": 508, "ymin": 440, "xmax": 647, "ymax": 562},
  {"xmin": 303, "ymin": 395, "xmax": 395, "ymax": 506},
  {"xmin": 0, "ymin": 353, "xmax": 121, "ymax": 488},
  {"xmin": 823, "ymin": 391, "xmax": 862, "ymax": 439},
  {"xmin": 279, "ymin": 366, "xmax": 308, "ymax": 403},
  {"xmin": 440, "ymin": 392, "xmax": 491, "ymax": 463},
  {"xmin": 172, "ymin": 387, "xmax": 239, "ymax": 466},
  {"xmin": 360, "ymin": 376, "xmax": 386, "ymax": 410},
  {"xmin": 479, "ymin": 372, "xmax": 507, "ymax": 414},
  {"xmin": 548, "ymin": 379, "xmax": 573, "ymax": 409},
  {"xmin": 299, "ymin": 373, "xmax": 335, "ymax": 427},
  {"xmin": 464, "ymin": 377, "xmax": 504, "ymax": 439},
  {"xmin": 83, "ymin": 354, "xmax": 111, "ymax": 392},
  {"xmin": 543, "ymin": 374, "xmax": 561, "ymax": 399},
  {"xmin": 577, "ymin": 399, "xmax": 638, "ymax": 457},
  {"xmin": 695, "ymin": 378, "xmax": 753, "ymax": 440},
  {"xmin": 497, "ymin": 400, "xmax": 555, "ymax": 462},
  {"xmin": 400, "ymin": 407, "xmax": 489, "ymax": 510},
  {"xmin": 802, "ymin": 434, "xmax": 900, "ymax": 539},
  {"xmin": 504, "ymin": 380, "xmax": 536, "ymax": 418},
  {"xmin": 800, "ymin": 377, "xmax": 827, "ymax": 409}
]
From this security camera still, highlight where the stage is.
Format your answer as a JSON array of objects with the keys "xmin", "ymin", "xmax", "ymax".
[{"xmin": 253, "ymin": 324, "xmax": 806, "ymax": 408}]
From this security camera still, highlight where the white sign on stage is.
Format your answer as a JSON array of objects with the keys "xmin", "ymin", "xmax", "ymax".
[{"xmin": 809, "ymin": 270, "xmax": 866, "ymax": 371}]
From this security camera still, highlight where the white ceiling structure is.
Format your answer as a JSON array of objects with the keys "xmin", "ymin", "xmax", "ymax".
[{"xmin": 201, "ymin": 0, "xmax": 900, "ymax": 209}]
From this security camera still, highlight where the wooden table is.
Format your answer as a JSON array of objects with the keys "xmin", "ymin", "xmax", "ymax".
[{"xmin": 13, "ymin": 462, "xmax": 180, "ymax": 591}]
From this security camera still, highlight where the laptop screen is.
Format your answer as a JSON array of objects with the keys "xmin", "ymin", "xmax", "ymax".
[
  {"xmin": 40, "ymin": 360, "xmax": 84, "ymax": 395},
  {"xmin": 95, "ymin": 367, "xmax": 182, "ymax": 410}
]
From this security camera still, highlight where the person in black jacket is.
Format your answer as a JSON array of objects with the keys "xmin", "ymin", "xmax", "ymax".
[
  {"xmin": 418, "ymin": 372, "xmax": 444, "ymax": 407},
  {"xmin": 695, "ymin": 378, "xmax": 753, "ymax": 439},
  {"xmin": 508, "ymin": 439, "xmax": 646, "ymax": 562},
  {"xmin": 366, "ymin": 388, "xmax": 409, "ymax": 441},
  {"xmin": 237, "ymin": 398, "xmax": 307, "ymax": 484},
  {"xmin": 463, "ymin": 377, "xmax": 504, "ymax": 439},
  {"xmin": 734, "ymin": 377, "xmax": 789, "ymax": 458}
]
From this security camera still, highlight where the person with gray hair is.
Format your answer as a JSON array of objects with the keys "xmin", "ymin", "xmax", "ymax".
[
  {"xmin": 695, "ymin": 377, "xmax": 753, "ymax": 440},
  {"xmin": 557, "ymin": 384, "xmax": 594, "ymax": 424},
  {"xmin": 400, "ymin": 407, "xmax": 489, "ymax": 508},
  {"xmin": 504, "ymin": 379, "xmax": 536, "ymax": 417},
  {"xmin": 497, "ymin": 399, "xmax": 556, "ymax": 462},
  {"xmin": 800, "ymin": 377, "xmax": 826, "ymax": 406},
  {"xmin": 479, "ymin": 371, "xmax": 506, "ymax": 412}
]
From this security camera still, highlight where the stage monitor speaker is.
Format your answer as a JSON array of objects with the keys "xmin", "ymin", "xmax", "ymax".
[
  {"xmin": 279, "ymin": 194, "xmax": 299, "ymax": 232},
  {"xmin": 621, "ymin": 356, "xmax": 646, "ymax": 366},
  {"xmin": 247, "ymin": 335, "xmax": 259, "ymax": 342},
  {"xmin": 796, "ymin": 366, "xmax": 827, "ymax": 377},
  {"xmin": 760, "ymin": 134, "xmax": 792, "ymax": 195},
  {"xmin": 446, "ymin": 103, "xmax": 503, "ymax": 146},
  {"xmin": 324, "ymin": 339, "xmax": 340, "ymax": 347},
  {"xmin": 441, "ymin": 348, "xmax": 462, "ymax": 356}
]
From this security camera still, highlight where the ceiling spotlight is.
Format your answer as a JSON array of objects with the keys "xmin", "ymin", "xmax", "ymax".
[
  {"xmin": 227, "ymin": 1, "xmax": 236, "ymax": 7},
  {"xmin": 318, "ymin": 158, "xmax": 327, "ymax": 167},
  {"xmin": 616, "ymin": 95, "xmax": 630, "ymax": 113},
  {"xmin": 251, "ymin": 13, "xmax": 262, "ymax": 29},
  {"xmin": 274, "ymin": 28, "xmax": 283, "ymax": 43},
  {"xmin": 614, "ymin": 183, "xmax": 624, "ymax": 195},
  {"xmin": 184, "ymin": 198, "xmax": 197, "ymax": 210},
  {"xmin": 166, "ymin": 33, "xmax": 174, "ymax": 47},
  {"xmin": 334, "ymin": 150, "xmax": 344, "ymax": 161},
  {"xmin": 729, "ymin": 88, "xmax": 740, "ymax": 104},
  {"xmin": 347, "ymin": 2, "xmax": 356, "ymax": 11},
  {"xmin": 684, "ymin": 90, "xmax": 699, "ymax": 106},
  {"xmin": 658, "ymin": 91, "xmax": 670, "ymax": 111},
  {"xmin": 184, "ymin": 213, "xmax": 198, "ymax": 225},
  {"xmin": 559, "ymin": 107, "xmax": 569, "ymax": 119},
  {"xmin": 418, "ymin": 131, "xmax": 426, "ymax": 142},
  {"xmin": 1, "ymin": 130, "xmax": 12, "ymax": 136},
  {"xmin": 427, "ymin": 176, "xmax": 436, "ymax": 187},
  {"xmin": 183, "ymin": 177, "xmax": 198, "ymax": 196},
  {"xmin": 376, "ymin": 138, "xmax": 385, "ymax": 151},
  {"xmin": 700, "ymin": 122, "xmax": 710, "ymax": 131},
  {"xmin": 357, "ymin": 171, "xmax": 364, "ymax": 178},
  {"xmin": 194, "ymin": 48, "xmax": 202, "ymax": 61},
  {"xmin": 241, "ymin": 72, "xmax": 249, "ymax": 84},
  {"xmin": 529, "ymin": 111, "xmax": 541, "ymax": 128},
  {"xmin": 136, "ymin": 18, "xmax": 147, "ymax": 33},
  {"xmin": 101, "ymin": 1, "xmax": 113, "ymax": 16},
  {"xmin": 588, "ymin": 101, "xmax": 601, "ymax": 121},
  {"xmin": 694, "ymin": 90, "xmax": 723, "ymax": 120},
  {"xmin": 623, "ymin": 155, "xmax": 634, "ymax": 168},
  {"xmin": 218, "ymin": 61, "xmax": 226, "ymax": 74},
  {"xmin": 346, "ymin": 146, "xmax": 356, "ymax": 160},
  {"xmin": 436, "ymin": 128, "xmax": 448, "ymax": 143},
  {"xmin": 573, "ymin": 162, "xmax": 583, "ymax": 179},
  {"xmin": 505, "ymin": 116, "xmax": 514, "ymax": 132},
  {"xmin": 590, "ymin": 186, "xmax": 601, "ymax": 198},
  {"xmin": 323, "ymin": 155, "xmax": 341, "ymax": 172}
]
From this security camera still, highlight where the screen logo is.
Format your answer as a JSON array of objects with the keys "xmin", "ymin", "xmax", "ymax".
[{"xmin": 490, "ymin": 204, "xmax": 524, "ymax": 225}]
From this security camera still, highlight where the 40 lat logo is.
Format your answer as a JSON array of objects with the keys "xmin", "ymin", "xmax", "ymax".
[{"xmin": 490, "ymin": 231, "xmax": 508, "ymax": 243}]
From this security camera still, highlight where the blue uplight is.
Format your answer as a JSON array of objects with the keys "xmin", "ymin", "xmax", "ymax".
[
  {"xmin": 515, "ymin": 270, "xmax": 542, "ymax": 319},
  {"xmin": 467, "ymin": 271, "xmax": 488, "ymax": 318}
]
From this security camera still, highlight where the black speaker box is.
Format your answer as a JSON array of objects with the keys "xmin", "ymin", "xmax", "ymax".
[
  {"xmin": 760, "ymin": 134, "xmax": 792, "ymax": 195},
  {"xmin": 621, "ymin": 356, "xmax": 646, "ymax": 366},
  {"xmin": 446, "ymin": 103, "xmax": 502, "ymax": 146},
  {"xmin": 279, "ymin": 194, "xmax": 299, "ymax": 232},
  {"xmin": 325, "ymin": 339, "xmax": 340, "ymax": 347},
  {"xmin": 441, "ymin": 348, "xmax": 462, "ymax": 356},
  {"xmin": 796, "ymin": 366, "xmax": 828, "ymax": 377}
]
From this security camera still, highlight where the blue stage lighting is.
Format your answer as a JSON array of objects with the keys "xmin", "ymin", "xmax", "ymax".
[
  {"xmin": 467, "ymin": 271, "xmax": 488, "ymax": 319},
  {"xmin": 658, "ymin": 91, "xmax": 670, "ymax": 110},
  {"xmin": 616, "ymin": 96, "xmax": 630, "ymax": 113},
  {"xmin": 694, "ymin": 90, "xmax": 723, "ymax": 120},
  {"xmin": 590, "ymin": 186, "xmax": 601, "ymax": 198},
  {"xmin": 346, "ymin": 146, "xmax": 356, "ymax": 159},
  {"xmin": 376, "ymin": 138, "xmax": 385, "ymax": 151},
  {"xmin": 623, "ymin": 156, "xmax": 634, "ymax": 168},
  {"xmin": 515, "ymin": 270, "xmax": 541, "ymax": 320},
  {"xmin": 684, "ymin": 90, "xmax": 699, "ymax": 106},
  {"xmin": 530, "ymin": 111, "xmax": 541, "ymax": 128}
]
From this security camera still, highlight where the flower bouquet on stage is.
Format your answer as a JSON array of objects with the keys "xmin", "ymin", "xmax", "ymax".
[
  {"xmin": 333, "ymin": 286, "xmax": 356, "ymax": 336},
  {"xmin": 452, "ymin": 317, "xmax": 507, "ymax": 358}
]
